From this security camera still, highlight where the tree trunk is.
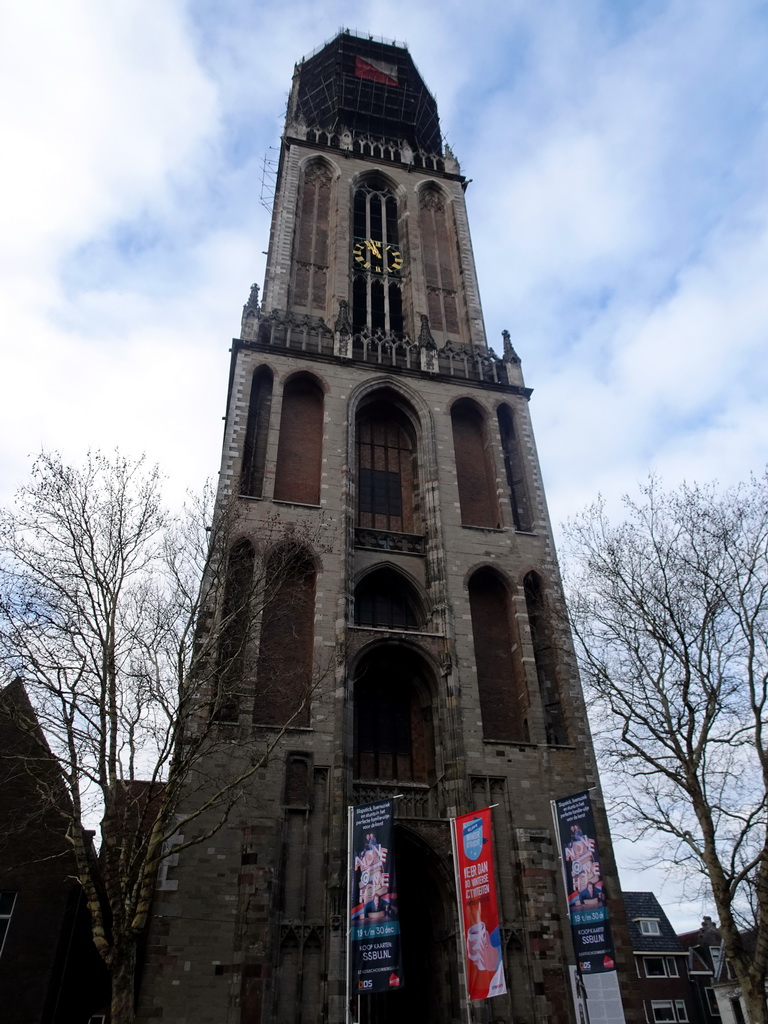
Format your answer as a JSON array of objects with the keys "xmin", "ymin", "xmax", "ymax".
[
  {"xmin": 739, "ymin": 974, "xmax": 768, "ymax": 1024},
  {"xmin": 110, "ymin": 939, "xmax": 138, "ymax": 1024}
]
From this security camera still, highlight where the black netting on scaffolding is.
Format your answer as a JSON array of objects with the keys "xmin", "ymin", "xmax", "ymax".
[{"xmin": 295, "ymin": 32, "xmax": 442, "ymax": 154}]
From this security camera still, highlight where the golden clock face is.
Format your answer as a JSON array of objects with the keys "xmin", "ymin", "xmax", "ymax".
[{"xmin": 352, "ymin": 238, "xmax": 404, "ymax": 275}]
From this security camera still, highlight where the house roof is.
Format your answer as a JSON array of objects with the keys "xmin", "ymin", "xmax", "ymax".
[{"xmin": 623, "ymin": 891, "xmax": 686, "ymax": 954}]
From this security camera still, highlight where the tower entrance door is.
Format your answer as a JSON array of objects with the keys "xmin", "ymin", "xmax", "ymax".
[{"xmin": 358, "ymin": 827, "xmax": 461, "ymax": 1024}]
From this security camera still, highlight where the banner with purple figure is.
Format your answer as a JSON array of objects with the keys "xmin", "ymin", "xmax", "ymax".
[
  {"xmin": 554, "ymin": 791, "xmax": 616, "ymax": 976},
  {"xmin": 349, "ymin": 801, "xmax": 404, "ymax": 993}
]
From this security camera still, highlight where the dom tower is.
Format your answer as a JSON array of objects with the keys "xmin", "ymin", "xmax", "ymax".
[{"xmin": 139, "ymin": 31, "xmax": 636, "ymax": 1024}]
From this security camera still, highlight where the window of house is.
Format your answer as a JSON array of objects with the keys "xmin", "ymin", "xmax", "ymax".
[
  {"xmin": 640, "ymin": 919, "xmax": 662, "ymax": 936},
  {"xmin": 645, "ymin": 958, "xmax": 667, "ymax": 977},
  {"xmin": 675, "ymin": 1001, "xmax": 688, "ymax": 1021},
  {"xmin": 651, "ymin": 1001, "xmax": 677, "ymax": 1023},
  {"xmin": 731, "ymin": 999, "xmax": 746, "ymax": 1024},
  {"xmin": 705, "ymin": 989, "xmax": 720, "ymax": 1016},
  {"xmin": 710, "ymin": 946, "xmax": 723, "ymax": 975},
  {"xmin": 666, "ymin": 957, "xmax": 680, "ymax": 977},
  {"xmin": 0, "ymin": 892, "xmax": 16, "ymax": 956}
]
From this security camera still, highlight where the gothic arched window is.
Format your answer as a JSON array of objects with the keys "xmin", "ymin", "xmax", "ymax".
[
  {"xmin": 418, "ymin": 186, "xmax": 460, "ymax": 335},
  {"xmin": 352, "ymin": 176, "xmax": 404, "ymax": 336},
  {"xmin": 241, "ymin": 366, "xmax": 273, "ymax": 497},
  {"xmin": 255, "ymin": 548, "xmax": 316, "ymax": 727},
  {"xmin": 524, "ymin": 572, "xmax": 565, "ymax": 744},
  {"xmin": 292, "ymin": 159, "xmax": 333, "ymax": 315},
  {"xmin": 274, "ymin": 374, "xmax": 324, "ymax": 505},
  {"xmin": 468, "ymin": 568, "xmax": 529, "ymax": 742},
  {"xmin": 356, "ymin": 399, "xmax": 419, "ymax": 536},
  {"xmin": 497, "ymin": 404, "xmax": 532, "ymax": 531},
  {"xmin": 354, "ymin": 567, "xmax": 424, "ymax": 630},
  {"xmin": 450, "ymin": 399, "xmax": 500, "ymax": 528}
]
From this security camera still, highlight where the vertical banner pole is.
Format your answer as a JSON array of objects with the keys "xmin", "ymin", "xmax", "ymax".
[
  {"xmin": 346, "ymin": 804, "xmax": 354, "ymax": 1024},
  {"xmin": 450, "ymin": 816, "xmax": 473, "ymax": 1024}
]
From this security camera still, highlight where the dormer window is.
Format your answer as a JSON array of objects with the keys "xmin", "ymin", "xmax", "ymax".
[{"xmin": 639, "ymin": 919, "xmax": 661, "ymax": 936}]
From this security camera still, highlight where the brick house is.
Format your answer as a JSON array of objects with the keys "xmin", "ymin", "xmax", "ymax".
[
  {"xmin": 0, "ymin": 679, "xmax": 110, "ymax": 1023},
  {"xmin": 624, "ymin": 892, "xmax": 698, "ymax": 1024}
]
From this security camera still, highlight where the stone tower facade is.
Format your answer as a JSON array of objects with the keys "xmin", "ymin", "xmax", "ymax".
[{"xmin": 138, "ymin": 31, "xmax": 637, "ymax": 1024}]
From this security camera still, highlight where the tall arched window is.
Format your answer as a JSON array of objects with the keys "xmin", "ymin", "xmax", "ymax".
[
  {"xmin": 255, "ymin": 548, "xmax": 316, "ymax": 727},
  {"xmin": 468, "ymin": 568, "xmax": 529, "ymax": 741},
  {"xmin": 419, "ymin": 186, "xmax": 460, "ymax": 335},
  {"xmin": 524, "ymin": 572, "xmax": 565, "ymax": 744},
  {"xmin": 497, "ymin": 404, "xmax": 532, "ymax": 531},
  {"xmin": 356, "ymin": 399, "xmax": 419, "ymax": 536},
  {"xmin": 354, "ymin": 567, "xmax": 424, "ymax": 630},
  {"xmin": 241, "ymin": 367, "xmax": 273, "ymax": 497},
  {"xmin": 450, "ymin": 399, "xmax": 500, "ymax": 528},
  {"xmin": 216, "ymin": 539, "xmax": 256, "ymax": 721},
  {"xmin": 354, "ymin": 648, "xmax": 435, "ymax": 783},
  {"xmin": 274, "ymin": 374, "xmax": 324, "ymax": 505},
  {"xmin": 352, "ymin": 176, "xmax": 404, "ymax": 335},
  {"xmin": 292, "ymin": 159, "xmax": 333, "ymax": 315}
]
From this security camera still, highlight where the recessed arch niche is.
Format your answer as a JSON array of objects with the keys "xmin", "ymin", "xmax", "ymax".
[
  {"xmin": 353, "ymin": 644, "xmax": 436, "ymax": 784},
  {"xmin": 355, "ymin": 390, "xmax": 422, "ymax": 537},
  {"xmin": 468, "ymin": 566, "xmax": 530, "ymax": 742},
  {"xmin": 353, "ymin": 566, "xmax": 427, "ymax": 631},
  {"xmin": 450, "ymin": 398, "xmax": 500, "ymax": 528}
]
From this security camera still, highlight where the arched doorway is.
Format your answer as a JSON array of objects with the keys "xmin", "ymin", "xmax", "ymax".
[{"xmin": 358, "ymin": 826, "xmax": 461, "ymax": 1024}]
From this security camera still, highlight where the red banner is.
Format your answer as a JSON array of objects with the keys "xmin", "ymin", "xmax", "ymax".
[
  {"xmin": 452, "ymin": 808, "xmax": 507, "ymax": 1000},
  {"xmin": 354, "ymin": 56, "xmax": 398, "ymax": 86}
]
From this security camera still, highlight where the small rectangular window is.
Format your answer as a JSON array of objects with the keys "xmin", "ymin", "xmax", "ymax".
[
  {"xmin": 666, "ymin": 957, "xmax": 680, "ymax": 977},
  {"xmin": 645, "ymin": 958, "xmax": 667, "ymax": 977},
  {"xmin": 705, "ymin": 989, "xmax": 720, "ymax": 1015},
  {"xmin": 0, "ymin": 892, "xmax": 16, "ymax": 957},
  {"xmin": 710, "ymin": 946, "xmax": 723, "ymax": 975},
  {"xmin": 675, "ymin": 1001, "xmax": 688, "ymax": 1021},
  {"xmin": 651, "ymin": 1001, "xmax": 676, "ymax": 1023},
  {"xmin": 640, "ymin": 919, "xmax": 662, "ymax": 936}
]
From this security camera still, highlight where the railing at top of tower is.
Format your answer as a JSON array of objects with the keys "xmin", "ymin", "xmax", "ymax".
[{"xmin": 239, "ymin": 301, "xmax": 525, "ymax": 390}]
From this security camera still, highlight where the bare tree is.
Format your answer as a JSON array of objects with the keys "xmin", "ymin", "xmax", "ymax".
[
  {"xmin": 564, "ymin": 474, "xmax": 768, "ymax": 1024},
  {"xmin": 0, "ymin": 451, "xmax": 328, "ymax": 1024}
]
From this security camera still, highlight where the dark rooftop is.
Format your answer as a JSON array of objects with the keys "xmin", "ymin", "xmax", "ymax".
[{"xmin": 623, "ymin": 891, "xmax": 686, "ymax": 953}]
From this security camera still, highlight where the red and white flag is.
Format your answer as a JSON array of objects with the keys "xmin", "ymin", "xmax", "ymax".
[{"xmin": 355, "ymin": 56, "xmax": 398, "ymax": 86}]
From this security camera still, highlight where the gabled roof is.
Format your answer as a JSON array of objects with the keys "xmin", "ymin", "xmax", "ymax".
[{"xmin": 623, "ymin": 891, "xmax": 686, "ymax": 953}]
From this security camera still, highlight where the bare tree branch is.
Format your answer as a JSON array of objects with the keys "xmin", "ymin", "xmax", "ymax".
[
  {"xmin": 0, "ymin": 450, "xmax": 331, "ymax": 1024},
  {"xmin": 564, "ymin": 473, "xmax": 768, "ymax": 1024}
]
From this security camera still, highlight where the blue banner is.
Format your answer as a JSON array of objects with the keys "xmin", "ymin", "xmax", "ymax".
[{"xmin": 349, "ymin": 801, "xmax": 404, "ymax": 993}]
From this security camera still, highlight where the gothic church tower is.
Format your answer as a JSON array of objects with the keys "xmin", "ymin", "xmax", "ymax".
[{"xmin": 139, "ymin": 31, "xmax": 635, "ymax": 1024}]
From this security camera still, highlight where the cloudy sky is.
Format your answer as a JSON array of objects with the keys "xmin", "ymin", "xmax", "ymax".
[{"xmin": 3, "ymin": 0, "xmax": 768, "ymax": 927}]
